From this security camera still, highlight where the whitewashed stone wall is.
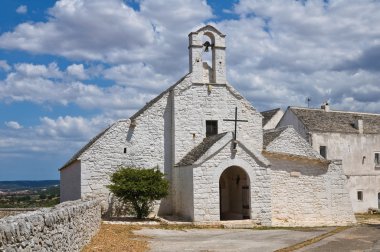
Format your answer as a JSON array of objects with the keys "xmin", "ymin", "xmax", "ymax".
[
  {"xmin": 308, "ymin": 131, "xmax": 380, "ymax": 212},
  {"xmin": 346, "ymin": 175, "xmax": 380, "ymax": 212},
  {"xmin": 269, "ymin": 158, "xmax": 356, "ymax": 226},
  {"xmin": 0, "ymin": 199, "xmax": 101, "ymax": 251},
  {"xmin": 191, "ymin": 137, "xmax": 271, "ymax": 225},
  {"xmin": 265, "ymin": 126, "xmax": 355, "ymax": 226},
  {"xmin": 174, "ymin": 166, "xmax": 194, "ymax": 220},
  {"xmin": 173, "ymin": 82, "xmax": 263, "ymax": 164},
  {"xmin": 79, "ymin": 120, "xmax": 129, "ymax": 200}
]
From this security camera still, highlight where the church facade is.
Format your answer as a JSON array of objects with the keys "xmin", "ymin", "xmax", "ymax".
[{"xmin": 60, "ymin": 25, "xmax": 355, "ymax": 226}]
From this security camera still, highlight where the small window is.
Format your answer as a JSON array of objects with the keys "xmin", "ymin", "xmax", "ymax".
[
  {"xmin": 206, "ymin": 120, "xmax": 218, "ymax": 137},
  {"xmin": 357, "ymin": 191, "xmax": 363, "ymax": 201},
  {"xmin": 320, "ymin": 146, "xmax": 327, "ymax": 159},
  {"xmin": 375, "ymin": 153, "xmax": 380, "ymax": 166}
]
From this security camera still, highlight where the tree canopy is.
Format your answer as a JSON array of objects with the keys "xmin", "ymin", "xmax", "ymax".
[{"xmin": 107, "ymin": 167, "xmax": 169, "ymax": 219}]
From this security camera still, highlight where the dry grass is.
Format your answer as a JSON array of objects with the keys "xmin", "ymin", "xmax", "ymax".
[
  {"xmin": 355, "ymin": 213, "xmax": 380, "ymax": 224},
  {"xmin": 82, "ymin": 224, "xmax": 149, "ymax": 252}
]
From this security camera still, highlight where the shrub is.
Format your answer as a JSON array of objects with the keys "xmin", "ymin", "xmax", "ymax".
[{"xmin": 107, "ymin": 167, "xmax": 169, "ymax": 219}]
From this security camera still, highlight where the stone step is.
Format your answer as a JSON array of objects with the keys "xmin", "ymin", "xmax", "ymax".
[{"xmin": 221, "ymin": 220, "xmax": 260, "ymax": 229}]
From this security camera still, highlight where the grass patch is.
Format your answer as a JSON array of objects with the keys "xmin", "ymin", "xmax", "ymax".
[{"xmin": 82, "ymin": 224, "xmax": 149, "ymax": 252}]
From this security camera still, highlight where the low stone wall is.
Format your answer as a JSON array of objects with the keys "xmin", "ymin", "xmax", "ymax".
[
  {"xmin": 0, "ymin": 199, "xmax": 101, "ymax": 251},
  {"xmin": 0, "ymin": 208, "xmax": 38, "ymax": 219}
]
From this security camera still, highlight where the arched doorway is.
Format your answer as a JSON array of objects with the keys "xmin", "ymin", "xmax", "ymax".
[{"xmin": 219, "ymin": 166, "xmax": 250, "ymax": 220}]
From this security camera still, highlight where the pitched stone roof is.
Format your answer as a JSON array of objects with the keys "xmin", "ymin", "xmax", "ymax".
[
  {"xmin": 263, "ymin": 126, "xmax": 287, "ymax": 148},
  {"xmin": 176, "ymin": 132, "xmax": 228, "ymax": 166},
  {"xmin": 261, "ymin": 108, "xmax": 281, "ymax": 127},
  {"xmin": 290, "ymin": 107, "xmax": 380, "ymax": 134},
  {"xmin": 59, "ymin": 124, "xmax": 113, "ymax": 170}
]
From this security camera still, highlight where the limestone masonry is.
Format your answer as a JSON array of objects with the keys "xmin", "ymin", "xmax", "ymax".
[
  {"xmin": 0, "ymin": 199, "xmax": 101, "ymax": 251},
  {"xmin": 60, "ymin": 25, "xmax": 356, "ymax": 226}
]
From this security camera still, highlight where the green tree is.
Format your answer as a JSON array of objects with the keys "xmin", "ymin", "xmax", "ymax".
[{"xmin": 107, "ymin": 167, "xmax": 169, "ymax": 219}]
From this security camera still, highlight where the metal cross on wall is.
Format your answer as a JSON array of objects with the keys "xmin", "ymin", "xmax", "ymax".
[{"xmin": 223, "ymin": 107, "xmax": 248, "ymax": 149}]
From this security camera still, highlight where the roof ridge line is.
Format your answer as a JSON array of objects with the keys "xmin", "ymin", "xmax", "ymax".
[{"xmin": 290, "ymin": 106, "xmax": 380, "ymax": 116}]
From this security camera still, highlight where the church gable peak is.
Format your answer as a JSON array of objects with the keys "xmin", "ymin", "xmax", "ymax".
[
  {"xmin": 191, "ymin": 25, "xmax": 225, "ymax": 37},
  {"xmin": 188, "ymin": 25, "xmax": 226, "ymax": 84}
]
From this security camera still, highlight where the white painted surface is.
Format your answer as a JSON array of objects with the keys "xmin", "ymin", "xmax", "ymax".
[
  {"xmin": 265, "ymin": 126, "xmax": 355, "ymax": 226},
  {"xmin": 280, "ymin": 107, "xmax": 380, "ymax": 213},
  {"xmin": 60, "ymin": 160, "xmax": 81, "ymax": 202},
  {"xmin": 263, "ymin": 110, "xmax": 284, "ymax": 130}
]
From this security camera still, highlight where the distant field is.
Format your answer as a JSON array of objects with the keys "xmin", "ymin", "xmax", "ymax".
[
  {"xmin": 0, "ymin": 180, "xmax": 60, "ymax": 209},
  {"xmin": 0, "ymin": 180, "xmax": 59, "ymax": 191}
]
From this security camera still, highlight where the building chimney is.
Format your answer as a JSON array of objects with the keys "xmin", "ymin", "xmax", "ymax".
[
  {"xmin": 321, "ymin": 102, "xmax": 330, "ymax": 112},
  {"xmin": 354, "ymin": 117, "xmax": 363, "ymax": 134}
]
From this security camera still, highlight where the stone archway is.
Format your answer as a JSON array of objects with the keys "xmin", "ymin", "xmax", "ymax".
[{"xmin": 219, "ymin": 166, "xmax": 250, "ymax": 220}]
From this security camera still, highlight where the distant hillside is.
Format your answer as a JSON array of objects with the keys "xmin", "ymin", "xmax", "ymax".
[{"xmin": 0, "ymin": 180, "xmax": 59, "ymax": 191}]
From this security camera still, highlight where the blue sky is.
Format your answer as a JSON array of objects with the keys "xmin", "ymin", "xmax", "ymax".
[{"xmin": 0, "ymin": 0, "xmax": 380, "ymax": 181}]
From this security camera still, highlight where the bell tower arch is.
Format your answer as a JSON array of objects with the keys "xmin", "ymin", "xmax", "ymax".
[{"xmin": 188, "ymin": 25, "xmax": 226, "ymax": 84}]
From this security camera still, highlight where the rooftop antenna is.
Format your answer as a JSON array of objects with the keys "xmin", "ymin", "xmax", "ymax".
[{"xmin": 306, "ymin": 97, "xmax": 311, "ymax": 108}]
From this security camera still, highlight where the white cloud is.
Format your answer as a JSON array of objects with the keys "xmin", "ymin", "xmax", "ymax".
[
  {"xmin": 0, "ymin": 114, "xmax": 112, "ymax": 157},
  {"xmin": 103, "ymin": 63, "xmax": 170, "ymax": 90},
  {"xmin": 1, "ymin": 0, "xmax": 380, "ymax": 116},
  {"xmin": 66, "ymin": 64, "xmax": 87, "ymax": 79},
  {"xmin": 0, "ymin": 0, "xmax": 155, "ymax": 62},
  {"xmin": 14, "ymin": 62, "xmax": 63, "ymax": 78},
  {"xmin": 16, "ymin": 5, "xmax": 27, "ymax": 14},
  {"xmin": 0, "ymin": 60, "xmax": 11, "ymax": 71},
  {"xmin": 37, "ymin": 115, "xmax": 102, "ymax": 139},
  {"xmin": 4, "ymin": 121, "xmax": 23, "ymax": 129},
  {"xmin": 214, "ymin": 0, "xmax": 380, "ymax": 112},
  {"xmin": 0, "ymin": 62, "xmax": 154, "ymax": 114}
]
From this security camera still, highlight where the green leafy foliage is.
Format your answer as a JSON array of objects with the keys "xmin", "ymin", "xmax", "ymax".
[{"xmin": 107, "ymin": 167, "xmax": 169, "ymax": 219}]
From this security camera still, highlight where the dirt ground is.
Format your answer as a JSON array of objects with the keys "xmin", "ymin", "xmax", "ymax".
[
  {"xmin": 83, "ymin": 214, "xmax": 380, "ymax": 252},
  {"xmin": 82, "ymin": 224, "xmax": 149, "ymax": 252}
]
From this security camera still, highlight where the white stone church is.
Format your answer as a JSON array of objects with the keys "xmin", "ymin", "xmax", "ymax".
[{"xmin": 60, "ymin": 25, "xmax": 356, "ymax": 226}]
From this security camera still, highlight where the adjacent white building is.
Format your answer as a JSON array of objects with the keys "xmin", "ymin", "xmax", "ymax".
[
  {"xmin": 278, "ymin": 104, "xmax": 380, "ymax": 212},
  {"xmin": 60, "ymin": 25, "xmax": 355, "ymax": 226}
]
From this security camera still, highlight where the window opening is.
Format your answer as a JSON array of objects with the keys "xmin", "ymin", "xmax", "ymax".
[
  {"xmin": 375, "ymin": 153, "xmax": 380, "ymax": 166},
  {"xmin": 357, "ymin": 191, "xmax": 363, "ymax": 201},
  {"xmin": 320, "ymin": 146, "xmax": 327, "ymax": 159},
  {"xmin": 206, "ymin": 120, "xmax": 218, "ymax": 137}
]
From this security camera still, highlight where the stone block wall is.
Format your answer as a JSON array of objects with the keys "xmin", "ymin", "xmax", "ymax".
[
  {"xmin": 174, "ymin": 82, "xmax": 263, "ymax": 164},
  {"xmin": 192, "ymin": 138, "xmax": 271, "ymax": 225},
  {"xmin": 0, "ymin": 199, "xmax": 101, "ymax": 251},
  {"xmin": 270, "ymin": 158, "xmax": 356, "ymax": 226}
]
